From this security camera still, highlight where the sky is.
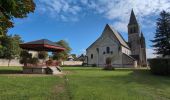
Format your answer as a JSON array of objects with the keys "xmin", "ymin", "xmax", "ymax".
[{"xmin": 8, "ymin": 0, "xmax": 170, "ymax": 58}]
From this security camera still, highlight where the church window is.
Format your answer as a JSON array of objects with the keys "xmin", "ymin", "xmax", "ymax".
[
  {"xmin": 106, "ymin": 47, "xmax": 110, "ymax": 54},
  {"xmin": 91, "ymin": 54, "xmax": 93, "ymax": 59},
  {"xmin": 96, "ymin": 48, "xmax": 99, "ymax": 53},
  {"xmin": 134, "ymin": 27, "xmax": 136, "ymax": 33},
  {"xmin": 130, "ymin": 28, "xmax": 133, "ymax": 33}
]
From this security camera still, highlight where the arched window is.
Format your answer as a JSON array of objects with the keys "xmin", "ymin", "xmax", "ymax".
[
  {"xmin": 96, "ymin": 48, "xmax": 99, "ymax": 53},
  {"xmin": 134, "ymin": 27, "xmax": 136, "ymax": 33},
  {"xmin": 106, "ymin": 47, "xmax": 110, "ymax": 54},
  {"xmin": 130, "ymin": 28, "xmax": 133, "ymax": 33},
  {"xmin": 91, "ymin": 54, "xmax": 93, "ymax": 59}
]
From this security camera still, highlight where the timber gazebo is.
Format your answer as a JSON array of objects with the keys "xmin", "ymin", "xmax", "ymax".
[{"xmin": 20, "ymin": 39, "xmax": 65, "ymax": 74}]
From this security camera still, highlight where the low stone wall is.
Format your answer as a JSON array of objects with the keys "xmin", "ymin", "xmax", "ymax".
[
  {"xmin": 62, "ymin": 61, "xmax": 83, "ymax": 66},
  {"xmin": 0, "ymin": 59, "xmax": 23, "ymax": 66}
]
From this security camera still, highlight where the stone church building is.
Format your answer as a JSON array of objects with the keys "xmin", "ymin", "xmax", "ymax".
[{"xmin": 86, "ymin": 10, "xmax": 147, "ymax": 67}]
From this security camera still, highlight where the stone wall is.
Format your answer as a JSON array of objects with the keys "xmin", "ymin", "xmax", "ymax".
[
  {"xmin": 122, "ymin": 53, "xmax": 137, "ymax": 68},
  {"xmin": 62, "ymin": 61, "xmax": 83, "ymax": 66},
  {"xmin": 0, "ymin": 59, "xmax": 23, "ymax": 66}
]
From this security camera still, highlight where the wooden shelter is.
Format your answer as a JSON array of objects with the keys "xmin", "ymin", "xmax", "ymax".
[{"xmin": 20, "ymin": 39, "xmax": 65, "ymax": 74}]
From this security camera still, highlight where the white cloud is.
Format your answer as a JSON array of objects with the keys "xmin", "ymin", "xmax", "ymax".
[
  {"xmin": 146, "ymin": 48, "xmax": 158, "ymax": 58},
  {"xmin": 92, "ymin": 0, "xmax": 170, "ymax": 32},
  {"xmin": 37, "ymin": 0, "xmax": 81, "ymax": 21},
  {"xmin": 37, "ymin": 0, "xmax": 170, "ymax": 28}
]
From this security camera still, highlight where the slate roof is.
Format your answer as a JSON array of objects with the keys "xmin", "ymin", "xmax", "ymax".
[
  {"xmin": 128, "ymin": 9, "xmax": 138, "ymax": 25},
  {"xmin": 20, "ymin": 39, "xmax": 65, "ymax": 52},
  {"xmin": 24, "ymin": 39, "xmax": 62, "ymax": 47},
  {"xmin": 123, "ymin": 53, "xmax": 136, "ymax": 61},
  {"xmin": 87, "ymin": 24, "xmax": 130, "ymax": 50}
]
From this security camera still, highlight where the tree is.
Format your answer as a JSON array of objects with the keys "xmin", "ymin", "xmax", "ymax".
[
  {"xmin": 71, "ymin": 54, "xmax": 77, "ymax": 59},
  {"xmin": 52, "ymin": 40, "xmax": 72, "ymax": 61},
  {"xmin": 38, "ymin": 51, "xmax": 48, "ymax": 62},
  {"xmin": 19, "ymin": 50, "xmax": 32, "ymax": 66},
  {"xmin": 0, "ymin": 34, "xmax": 22, "ymax": 66},
  {"xmin": 151, "ymin": 11, "xmax": 170, "ymax": 57},
  {"xmin": 0, "ymin": 0, "xmax": 35, "ymax": 34}
]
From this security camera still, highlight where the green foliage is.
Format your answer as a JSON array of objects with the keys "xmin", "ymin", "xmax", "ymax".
[
  {"xmin": 19, "ymin": 50, "xmax": 32, "ymax": 66},
  {"xmin": 151, "ymin": 10, "xmax": 170, "ymax": 57},
  {"xmin": 71, "ymin": 54, "xmax": 77, "ymax": 59},
  {"xmin": 20, "ymin": 50, "xmax": 39, "ymax": 66},
  {"xmin": 149, "ymin": 58, "xmax": 170, "ymax": 76},
  {"xmin": 0, "ymin": 35, "xmax": 21, "ymax": 66},
  {"xmin": 29, "ymin": 57, "xmax": 39, "ymax": 65},
  {"xmin": 53, "ymin": 40, "xmax": 72, "ymax": 60},
  {"xmin": 0, "ymin": 0, "xmax": 35, "ymax": 34},
  {"xmin": 38, "ymin": 51, "xmax": 48, "ymax": 60}
]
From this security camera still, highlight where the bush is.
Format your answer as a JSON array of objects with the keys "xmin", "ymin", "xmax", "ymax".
[
  {"xmin": 103, "ymin": 57, "xmax": 115, "ymax": 70},
  {"xmin": 148, "ymin": 58, "xmax": 170, "ymax": 76},
  {"xmin": 82, "ymin": 63, "xmax": 87, "ymax": 66},
  {"xmin": 103, "ymin": 66, "xmax": 115, "ymax": 70},
  {"xmin": 92, "ymin": 64, "xmax": 97, "ymax": 67},
  {"xmin": 29, "ymin": 57, "xmax": 39, "ymax": 65},
  {"xmin": 46, "ymin": 59, "xmax": 53, "ymax": 66},
  {"xmin": 19, "ymin": 50, "xmax": 32, "ymax": 66}
]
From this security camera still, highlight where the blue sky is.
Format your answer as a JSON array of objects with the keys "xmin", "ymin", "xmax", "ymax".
[{"xmin": 8, "ymin": 0, "xmax": 170, "ymax": 58}]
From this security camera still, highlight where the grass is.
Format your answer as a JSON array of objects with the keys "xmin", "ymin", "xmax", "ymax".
[
  {"xmin": 0, "ymin": 66, "xmax": 170, "ymax": 100},
  {"xmin": 0, "ymin": 66, "xmax": 68, "ymax": 100}
]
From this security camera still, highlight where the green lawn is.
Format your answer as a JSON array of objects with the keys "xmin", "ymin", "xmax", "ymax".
[{"xmin": 0, "ymin": 66, "xmax": 170, "ymax": 100}]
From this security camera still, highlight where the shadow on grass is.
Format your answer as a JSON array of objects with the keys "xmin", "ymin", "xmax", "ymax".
[
  {"xmin": 0, "ymin": 69, "xmax": 22, "ymax": 74},
  {"xmin": 103, "ymin": 69, "xmax": 170, "ymax": 90}
]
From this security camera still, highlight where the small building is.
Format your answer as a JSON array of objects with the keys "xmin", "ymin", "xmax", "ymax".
[
  {"xmin": 20, "ymin": 39, "xmax": 65, "ymax": 74},
  {"xmin": 67, "ymin": 55, "xmax": 74, "ymax": 61}
]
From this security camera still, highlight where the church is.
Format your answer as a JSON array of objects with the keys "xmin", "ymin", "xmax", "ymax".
[{"xmin": 86, "ymin": 10, "xmax": 147, "ymax": 67}]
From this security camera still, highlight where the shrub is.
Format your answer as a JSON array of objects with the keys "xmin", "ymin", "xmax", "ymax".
[
  {"xmin": 29, "ymin": 57, "xmax": 39, "ymax": 65},
  {"xmin": 148, "ymin": 58, "xmax": 170, "ymax": 76},
  {"xmin": 103, "ymin": 57, "xmax": 115, "ymax": 70},
  {"xmin": 82, "ymin": 63, "xmax": 87, "ymax": 66},
  {"xmin": 46, "ymin": 59, "xmax": 53, "ymax": 66},
  {"xmin": 19, "ymin": 50, "xmax": 32, "ymax": 66},
  {"xmin": 92, "ymin": 64, "xmax": 97, "ymax": 67},
  {"xmin": 103, "ymin": 66, "xmax": 115, "ymax": 70}
]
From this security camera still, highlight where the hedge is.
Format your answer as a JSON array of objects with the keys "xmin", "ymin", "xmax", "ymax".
[{"xmin": 148, "ymin": 58, "xmax": 170, "ymax": 76}]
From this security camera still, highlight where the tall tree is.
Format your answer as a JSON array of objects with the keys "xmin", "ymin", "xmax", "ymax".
[
  {"xmin": 0, "ymin": 0, "xmax": 35, "ymax": 34},
  {"xmin": 53, "ymin": 40, "xmax": 72, "ymax": 61},
  {"xmin": 151, "ymin": 11, "xmax": 170, "ymax": 57},
  {"xmin": 0, "ymin": 34, "xmax": 22, "ymax": 66},
  {"xmin": 19, "ymin": 50, "xmax": 32, "ymax": 66}
]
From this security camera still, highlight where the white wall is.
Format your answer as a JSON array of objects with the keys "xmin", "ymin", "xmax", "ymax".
[
  {"xmin": 62, "ymin": 61, "xmax": 83, "ymax": 66},
  {"xmin": 0, "ymin": 59, "xmax": 23, "ymax": 66},
  {"xmin": 121, "ymin": 46, "xmax": 131, "ymax": 55},
  {"xmin": 86, "ymin": 31, "xmax": 123, "ymax": 66}
]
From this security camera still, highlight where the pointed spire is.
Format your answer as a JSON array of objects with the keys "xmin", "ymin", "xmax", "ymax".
[
  {"xmin": 128, "ymin": 9, "xmax": 138, "ymax": 25},
  {"xmin": 141, "ymin": 32, "xmax": 144, "ymax": 37}
]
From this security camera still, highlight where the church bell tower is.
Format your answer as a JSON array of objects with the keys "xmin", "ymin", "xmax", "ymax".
[{"xmin": 128, "ymin": 10, "xmax": 142, "ymax": 65}]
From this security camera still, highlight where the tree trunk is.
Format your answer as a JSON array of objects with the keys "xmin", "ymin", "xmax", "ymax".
[{"xmin": 8, "ymin": 59, "xmax": 11, "ymax": 67}]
